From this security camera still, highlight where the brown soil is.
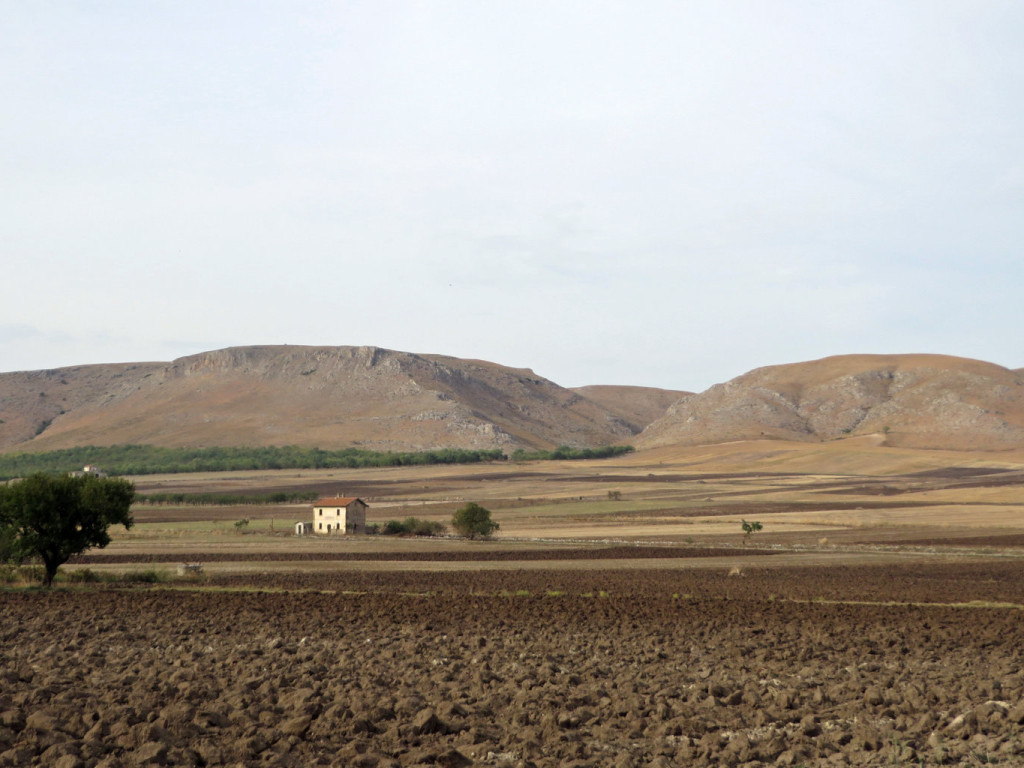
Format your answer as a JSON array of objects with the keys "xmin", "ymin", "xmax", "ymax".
[
  {"xmin": 72, "ymin": 546, "xmax": 780, "ymax": 565},
  {"xmin": 3, "ymin": 563, "xmax": 1024, "ymax": 766}
]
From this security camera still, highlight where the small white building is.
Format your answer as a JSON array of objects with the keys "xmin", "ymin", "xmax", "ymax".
[
  {"xmin": 313, "ymin": 497, "xmax": 368, "ymax": 535},
  {"xmin": 70, "ymin": 465, "xmax": 107, "ymax": 478},
  {"xmin": 294, "ymin": 521, "xmax": 314, "ymax": 536}
]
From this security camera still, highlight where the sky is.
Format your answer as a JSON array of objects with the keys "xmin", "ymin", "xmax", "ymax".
[{"xmin": 2, "ymin": 1, "xmax": 1023, "ymax": 392}]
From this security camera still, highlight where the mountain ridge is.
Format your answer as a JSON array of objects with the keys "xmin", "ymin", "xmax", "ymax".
[
  {"xmin": 2, "ymin": 347, "xmax": 1023, "ymax": 455},
  {"xmin": 0, "ymin": 345, "xmax": 681, "ymax": 454}
]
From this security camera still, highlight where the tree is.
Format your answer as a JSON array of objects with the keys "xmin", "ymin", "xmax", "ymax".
[
  {"xmin": 0, "ymin": 473, "xmax": 135, "ymax": 587},
  {"xmin": 741, "ymin": 519, "xmax": 763, "ymax": 544},
  {"xmin": 451, "ymin": 502, "xmax": 499, "ymax": 539}
]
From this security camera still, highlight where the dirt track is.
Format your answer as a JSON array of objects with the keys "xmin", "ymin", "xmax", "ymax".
[{"xmin": 3, "ymin": 563, "xmax": 1024, "ymax": 766}]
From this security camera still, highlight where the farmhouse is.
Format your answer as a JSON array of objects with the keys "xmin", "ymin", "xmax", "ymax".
[
  {"xmin": 70, "ymin": 465, "xmax": 107, "ymax": 478},
  {"xmin": 312, "ymin": 496, "xmax": 368, "ymax": 535}
]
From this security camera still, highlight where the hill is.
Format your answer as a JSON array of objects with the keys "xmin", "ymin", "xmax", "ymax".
[
  {"xmin": 5, "ymin": 348, "xmax": 1023, "ymax": 457},
  {"xmin": 571, "ymin": 385, "xmax": 689, "ymax": 433},
  {"xmin": 0, "ymin": 346, "xmax": 645, "ymax": 454},
  {"xmin": 637, "ymin": 354, "xmax": 1024, "ymax": 452}
]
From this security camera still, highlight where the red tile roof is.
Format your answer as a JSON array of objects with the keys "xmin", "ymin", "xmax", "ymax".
[{"xmin": 314, "ymin": 497, "xmax": 364, "ymax": 507}]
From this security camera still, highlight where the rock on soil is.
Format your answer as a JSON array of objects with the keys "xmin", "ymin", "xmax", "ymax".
[{"xmin": 1, "ymin": 566, "xmax": 1024, "ymax": 766}]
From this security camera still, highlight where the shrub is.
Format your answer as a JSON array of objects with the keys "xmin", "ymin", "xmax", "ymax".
[
  {"xmin": 406, "ymin": 518, "xmax": 446, "ymax": 536},
  {"xmin": 381, "ymin": 519, "xmax": 409, "ymax": 535},
  {"xmin": 121, "ymin": 569, "xmax": 165, "ymax": 584},
  {"xmin": 380, "ymin": 518, "xmax": 446, "ymax": 536}
]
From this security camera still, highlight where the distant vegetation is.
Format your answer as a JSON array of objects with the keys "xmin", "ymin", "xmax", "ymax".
[
  {"xmin": 0, "ymin": 443, "xmax": 634, "ymax": 480},
  {"xmin": 375, "ymin": 517, "xmax": 447, "ymax": 537},
  {"xmin": 741, "ymin": 519, "xmax": 763, "ymax": 543},
  {"xmin": 510, "ymin": 445, "xmax": 634, "ymax": 462},
  {"xmin": 136, "ymin": 491, "xmax": 320, "ymax": 506},
  {"xmin": 0, "ymin": 445, "xmax": 506, "ymax": 480}
]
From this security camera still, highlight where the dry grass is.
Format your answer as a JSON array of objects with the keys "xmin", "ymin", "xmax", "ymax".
[{"xmin": 97, "ymin": 439, "xmax": 1024, "ymax": 573}]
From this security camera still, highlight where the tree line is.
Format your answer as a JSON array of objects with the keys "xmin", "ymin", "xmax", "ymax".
[
  {"xmin": 136, "ymin": 491, "xmax": 321, "ymax": 506},
  {"xmin": 0, "ymin": 443, "xmax": 636, "ymax": 480},
  {"xmin": 509, "ymin": 445, "xmax": 635, "ymax": 461},
  {"xmin": 0, "ymin": 445, "xmax": 506, "ymax": 480}
]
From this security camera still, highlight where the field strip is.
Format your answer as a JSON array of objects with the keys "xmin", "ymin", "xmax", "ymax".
[
  {"xmin": 778, "ymin": 597, "xmax": 1024, "ymax": 610},
  {"xmin": 45, "ymin": 583, "xmax": 1024, "ymax": 611},
  {"xmin": 66, "ymin": 550, "xmax": 970, "ymax": 574}
]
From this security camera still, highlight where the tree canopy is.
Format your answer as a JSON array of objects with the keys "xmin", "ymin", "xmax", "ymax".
[
  {"xmin": 741, "ymin": 519, "xmax": 763, "ymax": 543},
  {"xmin": 451, "ymin": 502, "xmax": 499, "ymax": 539},
  {"xmin": 0, "ymin": 473, "xmax": 135, "ymax": 586}
]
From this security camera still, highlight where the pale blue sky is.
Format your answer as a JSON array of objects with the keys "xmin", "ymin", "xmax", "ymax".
[{"xmin": 2, "ymin": 1, "xmax": 1022, "ymax": 391}]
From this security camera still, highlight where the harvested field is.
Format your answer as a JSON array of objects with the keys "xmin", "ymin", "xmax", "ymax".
[
  {"xmin": 3, "ymin": 564, "xmax": 1024, "ymax": 767},
  {"xmin": 8, "ymin": 443, "xmax": 1024, "ymax": 766},
  {"xmin": 72, "ymin": 546, "xmax": 780, "ymax": 564}
]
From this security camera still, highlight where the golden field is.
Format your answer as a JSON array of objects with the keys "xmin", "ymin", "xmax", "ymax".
[{"xmin": 75, "ymin": 437, "xmax": 1024, "ymax": 575}]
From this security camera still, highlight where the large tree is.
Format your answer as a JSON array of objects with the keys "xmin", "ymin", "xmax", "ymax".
[
  {"xmin": 0, "ymin": 473, "xmax": 135, "ymax": 586},
  {"xmin": 451, "ymin": 502, "xmax": 499, "ymax": 539}
]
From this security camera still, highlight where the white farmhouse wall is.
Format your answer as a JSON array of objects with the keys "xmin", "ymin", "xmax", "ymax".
[{"xmin": 313, "ymin": 498, "xmax": 368, "ymax": 534}]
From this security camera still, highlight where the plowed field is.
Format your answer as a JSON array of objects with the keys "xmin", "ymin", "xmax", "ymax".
[{"xmin": 3, "ymin": 563, "xmax": 1024, "ymax": 767}]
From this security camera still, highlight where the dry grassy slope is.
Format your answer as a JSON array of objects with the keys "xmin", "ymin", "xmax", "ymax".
[
  {"xmin": 570, "ymin": 385, "xmax": 688, "ymax": 433},
  {"xmin": 637, "ymin": 354, "xmax": 1024, "ymax": 452},
  {"xmin": 0, "ymin": 362, "xmax": 166, "ymax": 451},
  {"xmin": 0, "ymin": 345, "xmax": 635, "ymax": 453},
  {"xmin": 625, "ymin": 436, "xmax": 1024, "ymax": 476}
]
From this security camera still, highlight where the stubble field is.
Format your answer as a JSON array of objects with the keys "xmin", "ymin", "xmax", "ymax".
[{"xmin": 4, "ymin": 439, "xmax": 1024, "ymax": 766}]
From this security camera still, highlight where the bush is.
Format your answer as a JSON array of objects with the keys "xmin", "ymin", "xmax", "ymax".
[
  {"xmin": 121, "ymin": 569, "xmax": 165, "ymax": 584},
  {"xmin": 452, "ymin": 503, "xmax": 499, "ymax": 539},
  {"xmin": 380, "ymin": 518, "xmax": 446, "ymax": 537},
  {"xmin": 407, "ymin": 518, "xmax": 446, "ymax": 537}
]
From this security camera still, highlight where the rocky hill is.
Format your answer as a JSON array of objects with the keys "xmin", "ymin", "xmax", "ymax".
[
  {"xmin": 637, "ymin": 354, "xmax": 1024, "ymax": 452},
  {"xmin": 0, "ymin": 346, "xmax": 663, "ymax": 454}
]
